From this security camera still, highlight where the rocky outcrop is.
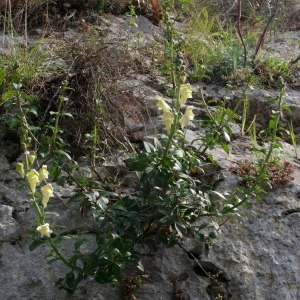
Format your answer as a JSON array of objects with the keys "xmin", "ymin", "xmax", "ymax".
[{"xmin": 0, "ymin": 142, "xmax": 299, "ymax": 299}]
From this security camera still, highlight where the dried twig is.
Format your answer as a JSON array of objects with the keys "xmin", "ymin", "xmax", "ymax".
[
  {"xmin": 252, "ymin": 13, "xmax": 275, "ymax": 63},
  {"xmin": 289, "ymin": 54, "xmax": 300, "ymax": 65},
  {"xmin": 236, "ymin": 0, "xmax": 247, "ymax": 67}
]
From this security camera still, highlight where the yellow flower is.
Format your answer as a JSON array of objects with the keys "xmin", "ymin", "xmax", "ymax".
[
  {"xmin": 156, "ymin": 96, "xmax": 171, "ymax": 112},
  {"xmin": 162, "ymin": 111, "xmax": 174, "ymax": 133},
  {"xmin": 26, "ymin": 169, "xmax": 40, "ymax": 193},
  {"xmin": 39, "ymin": 165, "xmax": 49, "ymax": 182},
  {"xmin": 41, "ymin": 184, "xmax": 54, "ymax": 208},
  {"xmin": 179, "ymin": 84, "xmax": 192, "ymax": 108},
  {"xmin": 180, "ymin": 106, "xmax": 195, "ymax": 129},
  {"xmin": 16, "ymin": 162, "xmax": 25, "ymax": 178},
  {"xmin": 37, "ymin": 223, "xmax": 53, "ymax": 238}
]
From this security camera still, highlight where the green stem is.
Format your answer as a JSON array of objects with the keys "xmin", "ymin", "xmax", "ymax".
[
  {"xmin": 31, "ymin": 196, "xmax": 44, "ymax": 224},
  {"xmin": 50, "ymin": 97, "xmax": 63, "ymax": 152},
  {"xmin": 15, "ymin": 86, "xmax": 39, "ymax": 153},
  {"xmin": 91, "ymin": 123, "xmax": 97, "ymax": 168},
  {"xmin": 161, "ymin": 112, "xmax": 179, "ymax": 164},
  {"xmin": 49, "ymin": 242, "xmax": 76, "ymax": 270}
]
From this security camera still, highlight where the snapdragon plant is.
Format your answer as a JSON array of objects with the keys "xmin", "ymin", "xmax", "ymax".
[
  {"xmin": 124, "ymin": 6, "xmax": 229, "ymax": 249},
  {"xmin": 9, "ymin": 82, "xmax": 73, "ymax": 273}
]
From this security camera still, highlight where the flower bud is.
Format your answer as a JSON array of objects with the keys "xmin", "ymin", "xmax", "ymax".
[
  {"xmin": 16, "ymin": 163, "xmax": 25, "ymax": 178},
  {"xmin": 39, "ymin": 165, "xmax": 49, "ymax": 182},
  {"xmin": 28, "ymin": 153, "xmax": 36, "ymax": 165}
]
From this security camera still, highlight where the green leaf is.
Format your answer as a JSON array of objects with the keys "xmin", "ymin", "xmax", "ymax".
[
  {"xmin": 211, "ymin": 191, "xmax": 227, "ymax": 201},
  {"xmin": 29, "ymin": 125, "xmax": 41, "ymax": 132},
  {"xmin": 221, "ymin": 143, "xmax": 229, "ymax": 155},
  {"xmin": 57, "ymin": 149, "xmax": 72, "ymax": 160},
  {"xmin": 96, "ymin": 196, "xmax": 109, "ymax": 210},
  {"xmin": 268, "ymin": 119, "xmax": 276, "ymax": 130},
  {"xmin": 47, "ymin": 258, "xmax": 59, "ymax": 265},
  {"xmin": 0, "ymin": 66, "xmax": 4, "ymax": 83},
  {"xmin": 137, "ymin": 260, "xmax": 144, "ymax": 272},
  {"xmin": 125, "ymin": 154, "xmax": 149, "ymax": 171},
  {"xmin": 112, "ymin": 205, "xmax": 127, "ymax": 212},
  {"xmin": 143, "ymin": 141, "xmax": 156, "ymax": 153},
  {"xmin": 44, "ymin": 211, "xmax": 60, "ymax": 217},
  {"xmin": 29, "ymin": 239, "xmax": 45, "ymax": 251},
  {"xmin": 153, "ymin": 137, "xmax": 162, "ymax": 149},
  {"xmin": 175, "ymin": 222, "xmax": 187, "ymax": 238},
  {"xmin": 13, "ymin": 83, "xmax": 22, "ymax": 90},
  {"xmin": 28, "ymin": 106, "xmax": 38, "ymax": 116},
  {"xmin": 1, "ymin": 90, "xmax": 15, "ymax": 104},
  {"xmin": 8, "ymin": 117, "xmax": 21, "ymax": 129},
  {"xmin": 173, "ymin": 149, "xmax": 184, "ymax": 158},
  {"xmin": 62, "ymin": 112, "xmax": 74, "ymax": 118}
]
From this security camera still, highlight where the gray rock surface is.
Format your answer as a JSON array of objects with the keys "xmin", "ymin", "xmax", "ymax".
[{"xmin": 208, "ymin": 167, "xmax": 300, "ymax": 299}]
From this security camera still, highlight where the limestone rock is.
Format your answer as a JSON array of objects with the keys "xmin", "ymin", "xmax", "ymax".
[{"xmin": 0, "ymin": 204, "xmax": 19, "ymax": 242}]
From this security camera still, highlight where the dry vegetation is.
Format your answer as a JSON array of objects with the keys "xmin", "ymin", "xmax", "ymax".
[{"xmin": 1, "ymin": 0, "xmax": 299, "ymax": 158}]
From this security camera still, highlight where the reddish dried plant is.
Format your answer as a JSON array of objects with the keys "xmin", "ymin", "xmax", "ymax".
[{"xmin": 231, "ymin": 160, "xmax": 294, "ymax": 188}]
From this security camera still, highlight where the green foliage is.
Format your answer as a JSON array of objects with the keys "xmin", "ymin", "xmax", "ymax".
[
  {"xmin": 183, "ymin": 9, "xmax": 250, "ymax": 83},
  {"xmin": 0, "ymin": 42, "xmax": 47, "ymax": 89},
  {"xmin": 1, "ymin": 83, "xmax": 38, "ymax": 132},
  {"xmin": 181, "ymin": 1, "xmax": 297, "ymax": 87},
  {"xmin": 254, "ymin": 58, "xmax": 296, "ymax": 87},
  {"xmin": 233, "ymin": 77, "xmax": 294, "ymax": 191},
  {"xmin": 193, "ymin": 95, "xmax": 237, "ymax": 156}
]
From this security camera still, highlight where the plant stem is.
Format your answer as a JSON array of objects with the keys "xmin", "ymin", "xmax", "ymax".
[
  {"xmin": 50, "ymin": 95, "xmax": 63, "ymax": 152},
  {"xmin": 31, "ymin": 196, "xmax": 44, "ymax": 224},
  {"xmin": 49, "ymin": 242, "xmax": 76, "ymax": 270},
  {"xmin": 161, "ymin": 111, "xmax": 179, "ymax": 164}
]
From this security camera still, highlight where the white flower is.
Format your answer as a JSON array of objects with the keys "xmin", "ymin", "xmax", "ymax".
[
  {"xmin": 179, "ymin": 84, "xmax": 192, "ymax": 107},
  {"xmin": 180, "ymin": 106, "xmax": 195, "ymax": 129},
  {"xmin": 156, "ymin": 96, "xmax": 171, "ymax": 112},
  {"xmin": 37, "ymin": 223, "xmax": 53, "ymax": 238},
  {"xmin": 26, "ymin": 169, "xmax": 40, "ymax": 193},
  {"xmin": 41, "ymin": 184, "xmax": 54, "ymax": 208},
  {"xmin": 39, "ymin": 165, "xmax": 49, "ymax": 182}
]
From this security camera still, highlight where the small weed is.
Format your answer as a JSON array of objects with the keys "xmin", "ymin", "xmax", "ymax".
[
  {"xmin": 254, "ymin": 58, "xmax": 296, "ymax": 87},
  {"xmin": 122, "ymin": 272, "xmax": 150, "ymax": 300},
  {"xmin": 288, "ymin": 121, "xmax": 299, "ymax": 159}
]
